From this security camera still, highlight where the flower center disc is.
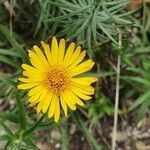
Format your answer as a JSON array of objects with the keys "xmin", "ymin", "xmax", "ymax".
[{"xmin": 45, "ymin": 66, "xmax": 70, "ymax": 94}]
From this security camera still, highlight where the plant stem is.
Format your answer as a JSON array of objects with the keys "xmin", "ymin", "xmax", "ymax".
[
  {"xmin": 23, "ymin": 115, "xmax": 45, "ymax": 137},
  {"xmin": 111, "ymin": 31, "xmax": 122, "ymax": 150}
]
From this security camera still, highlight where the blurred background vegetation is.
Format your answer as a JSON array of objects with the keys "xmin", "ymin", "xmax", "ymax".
[{"xmin": 0, "ymin": 0, "xmax": 150, "ymax": 149}]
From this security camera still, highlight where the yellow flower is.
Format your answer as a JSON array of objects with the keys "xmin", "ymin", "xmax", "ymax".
[{"xmin": 18, "ymin": 37, "xmax": 97, "ymax": 122}]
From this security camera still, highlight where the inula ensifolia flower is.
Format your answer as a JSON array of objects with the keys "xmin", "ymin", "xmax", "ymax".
[{"xmin": 18, "ymin": 37, "xmax": 97, "ymax": 122}]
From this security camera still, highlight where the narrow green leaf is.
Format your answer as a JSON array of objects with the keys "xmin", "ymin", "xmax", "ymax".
[
  {"xmin": 118, "ymin": 8, "xmax": 139, "ymax": 17},
  {"xmin": 113, "ymin": 16, "xmax": 132, "ymax": 24},
  {"xmin": 45, "ymin": 5, "xmax": 91, "ymax": 22},
  {"xmin": 129, "ymin": 92, "xmax": 150, "ymax": 110},
  {"xmin": 77, "ymin": 0, "xmax": 86, "ymax": 7},
  {"xmin": 133, "ymin": 47, "xmax": 150, "ymax": 54},
  {"xmin": 0, "ymin": 75, "xmax": 17, "ymax": 87},
  {"xmin": 20, "ymin": 144, "xmax": 38, "ymax": 150},
  {"xmin": 105, "ymin": 0, "xmax": 131, "ymax": 6},
  {"xmin": 98, "ymin": 23, "xmax": 117, "ymax": 44},
  {"xmin": 0, "ymin": 49, "xmax": 21, "ymax": 57},
  {"xmin": 87, "ymin": 25, "xmax": 93, "ymax": 58},
  {"xmin": 58, "ymin": 18, "xmax": 85, "ymax": 36},
  {"xmin": 0, "ymin": 121, "xmax": 15, "ymax": 138},
  {"xmin": 48, "ymin": 1, "xmax": 81, "ymax": 11},
  {"xmin": 0, "ymin": 55, "xmax": 20, "ymax": 68},
  {"xmin": 15, "ymin": 91, "xmax": 27, "ymax": 130},
  {"xmin": 136, "ymin": 98, "xmax": 150, "ymax": 123},
  {"xmin": 0, "ymin": 112, "xmax": 19, "ymax": 123},
  {"xmin": 126, "ymin": 67, "xmax": 150, "ymax": 79},
  {"xmin": 106, "ymin": 0, "xmax": 131, "ymax": 11},
  {"xmin": 60, "ymin": 0, "xmax": 82, "ymax": 9},
  {"xmin": 0, "ymin": 135, "xmax": 12, "ymax": 141},
  {"xmin": 92, "ymin": 9, "xmax": 98, "ymax": 43},
  {"xmin": 73, "ymin": 113, "xmax": 102, "ymax": 150},
  {"xmin": 58, "ymin": 125, "xmax": 69, "ymax": 150},
  {"xmin": 34, "ymin": 0, "xmax": 48, "ymax": 36},
  {"xmin": 23, "ymin": 137, "xmax": 38, "ymax": 149},
  {"xmin": 23, "ymin": 115, "xmax": 44, "ymax": 136},
  {"xmin": 72, "ymin": 0, "xmax": 78, "ymax": 5},
  {"xmin": 68, "ymin": 15, "xmax": 92, "ymax": 40},
  {"xmin": 122, "ymin": 76, "xmax": 150, "ymax": 88},
  {"xmin": 102, "ymin": 2, "xmax": 117, "ymax": 23},
  {"xmin": 0, "ymin": 24, "xmax": 28, "ymax": 63},
  {"xmin": 102, "ymin": 2, "xmax": 132, "ymax": 24}
]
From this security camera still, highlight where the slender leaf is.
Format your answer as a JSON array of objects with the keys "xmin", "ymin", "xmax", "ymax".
[
  {"xmin": 0, "ymin": 75, "xmax": 17, "ymax": 87},
  {"xmin": 73, "ymin": 113, "xmax": 102, "ymax": 150},
  {"xmin": 99, "ymin": 23, "xmax": 117, "ymax": 44},
  {"xmin": 48, "ymin": 1, "xmax": 81, "ymax": 11},
  {"xmin": 23, "ymin": 115, "xmax": 44, "ymax": 136},
  {"xmin": 0, "ymin": 121, "xmax": 15, "ymax": 138},
  {"xmin": 136, "ymin": 97, "xmax": 150, "ymax": 123},
  {"xmin": 0, "ymin": 55, "xmax": 20, "ymax": 68},
  {"xmin": 15, "ymin": 91, "xmax": 27, "ymax": 130},
  {"xmin": 34, "ymin": 0, "xmax": 48, "ymax": 36},
  {"xmin": 0, "ymin": 49, "xmax": 21, "ymax": 57},
  {"xmin": 92, "ymin": 9, "xmax": 98, "ymax": 43},
  {"xmin": 0, "ymin": 112, "xmax": 19, "ymax": 123},
  {"xmin": 87, "ymin": 25, "xmax": 93, "ymax": 58},
  {"xmin": 0, "ymin": 24, "xmax": 28, "ymax": 63},
  {"xmin": 68, "ymin": 15, "xmax": 92, "ymax": 40},
  {"xmin": 105, "ymin": 0, "xmax": 131, "ymax": 6},
  {"xmin": 23, "ymin": 137, "xmax": 38, "ymax": 149},
  {"xmin": 0, "ymin": 135, "xmax": 12, "ymax": 141},
  {"xmin": 45, "ymin": 5, "xmax": 91, "ymax": 22},
  {"xmin": 122, "ymin": 76, "xmax": 150, "ymax": 88},
  {"xmin": 129, "ymin": 92, "xmax": 150, "ymax": 110}
]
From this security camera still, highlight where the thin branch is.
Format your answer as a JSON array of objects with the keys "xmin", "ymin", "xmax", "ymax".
[{"xmin": 111, "ymin": 30, "xmax": 122, "ymax": 150}]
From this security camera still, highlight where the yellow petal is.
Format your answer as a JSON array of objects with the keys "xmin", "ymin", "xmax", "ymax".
[
  {"xmin": 54, "ymin": 97, "xmax": 60, "ymax": 122},
  {"xmin": 58, "ymin": 39, "xmax": 65, "ymax": 64},
  {"xmin": 22, "ymin": 64, "xmax": 37, "ymax": 71},
  {"xmin": 71, "ymin": 77, "xmax": 97, "ymax": 85},
  {"xmin": 28, "ymin": 50, "xmax": 47, "ymax": 72},
  {"xmin": 60, "ymin": 96, "xmax": 68, "ymax": 116},
  {"xmin": 28, "ymin": 92, "xmax": 41, "ymax": 103},
  {"xmin": 22, "ymin": 71, "xmax": 43, "ymax": 80},
  {"xmin": 21, "ymin": 64, "xmax": 43, "ymax": 77},
  {"xmin": 48, "ymin": 95, "xmax": 57, "ymax": 118},
  {"xmin": 33, "ymin": 45, "xmax": 50, "ymax": 69},
  {"xmin": 69, "ymin": 50, "xmax": 86, "ymax": 68},
  {"xmin": 71, "ymin": 88, "xmax": 92, "ymax": 100},
  {"xmin": 42, "ymin": 92, "xmax": 53, "ymax": 113},
  {"xmin": 41, "ymin": 41, "xmax": 53, "ymax": 66},
  {"xmin": 28, "ymin": 100, "xmax": 39, "ymax": 107},
  {"xmin": 69, "ymin": 59, "xmax": 94, "ymax": 76},
  {"xmin": 22, "ymin": 70, "xmax": 41, "ymax": 76},
  {"xmin": 51, "ymin": 37, "xmax": 59, "ymax": 65},
  {"xmin": 65, "ymin": 46, "xmax": 81, "ymax": 67},
  {"xmin": 36, "ymin": 90, "xmax": 48, "ymax": 113},
  {"xmin": 18, "ymin": 77, "xmax": 33, "ymax": 83},
  {"xmin": 28, "ymin": 85, "xmax": 43, "ymax": 96},
  {"xmin": 18, "ymin": 83, "xmax": 39, "ymax": 89},
  {"xmin": 63, "ymin": 42, "xmax": 75, "ymax": 65},
  {"xmin": 61, "ymin": 92, "xmax": 76, "ymax": 110},
  {"xmin": 71, "ymin": 83, "xmax": 95, "ymax": 95},
  {"xmin": 67, "ymin": 90, "xmax": 84, "ymax": 106}
]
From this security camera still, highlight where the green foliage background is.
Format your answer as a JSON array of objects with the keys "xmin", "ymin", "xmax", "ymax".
[{"xmin": 0, "ymin": 0, "xmax": 150, "ymax": 149}]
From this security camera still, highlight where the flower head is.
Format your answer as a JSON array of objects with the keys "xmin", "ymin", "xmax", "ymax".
[{"xmin": 18, "ymin": 37, "xmax": 97, "ymax": 122}]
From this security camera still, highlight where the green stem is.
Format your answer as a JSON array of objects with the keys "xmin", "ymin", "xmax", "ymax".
[{"xmin": 23, "ymin": 115, "xmax": 45, "ymax": 137}]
